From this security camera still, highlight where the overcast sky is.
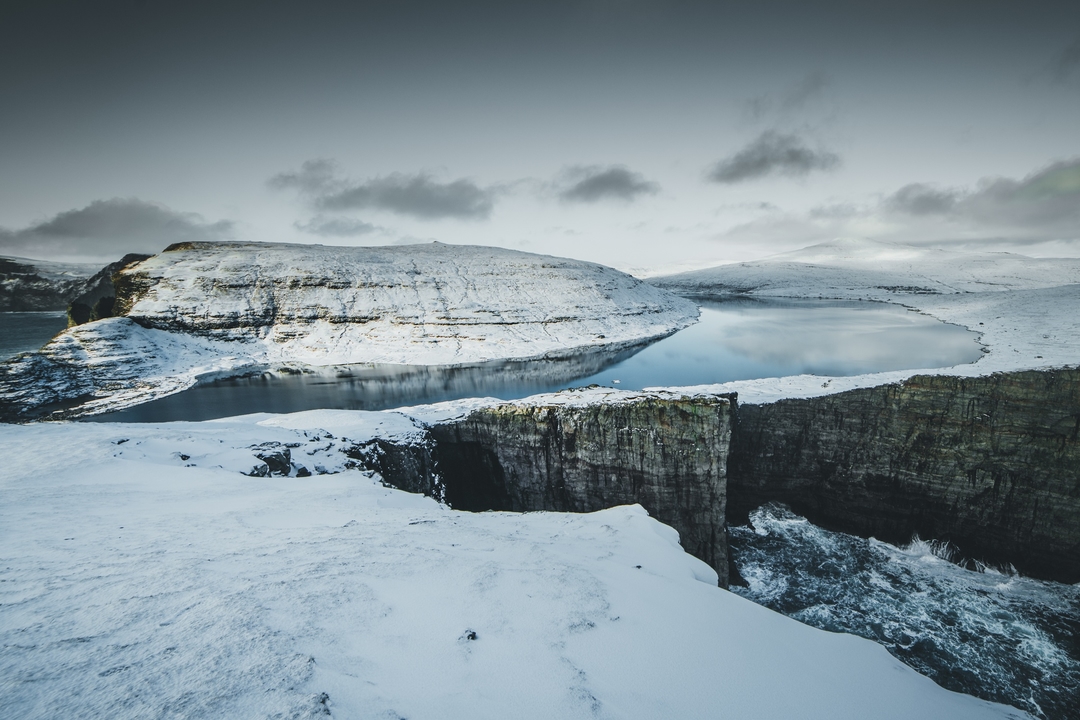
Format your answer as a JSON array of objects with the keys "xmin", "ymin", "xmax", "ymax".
[{"xmin": 2, "ymin": 0, "xmax": 1079, "ymax": 271}]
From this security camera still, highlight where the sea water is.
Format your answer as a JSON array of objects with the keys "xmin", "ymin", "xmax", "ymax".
[
  {"xmin": 0, "ymin": 311, "xmax": 68, "ymax": 360},
  {"xmin": 730, "ymin": 504, "xmax": 1080, "ymax": 719}
]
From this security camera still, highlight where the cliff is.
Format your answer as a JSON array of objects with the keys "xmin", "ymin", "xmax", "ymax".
[
  {"xmin": 728, "ymin": 368, "xmax": 1080, "ymax": 582},
  {"xmin": 429, "ymin": 391, "xmax": 735, "ymax": 586},
  {"xmin": 0, "ymin": 256, "xmax": 99, "ymax": 311}
]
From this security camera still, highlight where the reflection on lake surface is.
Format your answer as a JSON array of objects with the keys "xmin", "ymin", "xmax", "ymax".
[{"xmin": 89, "ymin": 298, "xmax": 983, "ymax": 423}]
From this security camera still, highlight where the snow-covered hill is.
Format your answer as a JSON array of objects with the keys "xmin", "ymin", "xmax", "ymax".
[
  {"xmin": 652, "ymin": 238, "xmax": 1080, "ymax": 298},
  {"xmin": 0, "ymin": 242, "xmax": 697, "ymax": 419},
  {"xmin": 648, "ymin": 238, "xmax": 1080, "ymax": 403},
  {"xmin": 0, "ymin": 412, "xmax": 1029, "ymax": 720}
]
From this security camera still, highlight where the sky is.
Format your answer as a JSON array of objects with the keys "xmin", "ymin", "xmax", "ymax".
[{"xmin": 1, "ymin": 0, "xmax": 1079, "ymax": 273}]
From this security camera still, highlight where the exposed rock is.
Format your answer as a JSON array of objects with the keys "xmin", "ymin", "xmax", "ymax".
[
  {"xmin": 1, "ymin": 257, "xmax": 95, "ymax": 311},
  {"xmin": 429, "ymin": 391, "xmax": 735, "ymax": 586},
  {"xmin": 253, "ymin": 446, "xmax": 293, "ymax": 476},
  {"xmin": 728, "ymin": 368, "xmax": 1080, "ymax": 583},
  {"xmin": 1, "ymin": 254, "xmax": 148, "ymax": 313},
  {"xmin": 67, "ymin": 301, "xmax": 93, "ymax": 327},
  {"xmin": 69, "ymin": 254, "xmax": 151, "ymax": 312},
  {"xmin": 341, "ymin": 436, "xmax": 441, "ymax": 498}
]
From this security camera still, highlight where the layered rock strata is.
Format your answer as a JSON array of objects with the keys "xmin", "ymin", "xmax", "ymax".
[
  {"xmin": 728, "ymin": 368, "xmax": 1080, "ymax": 583},
  {"xmin": 111, "ymin": 241, "xmax": 698, "ymax": 362},
  {"xmin": 429, "ymin": 392, "xmax": 735, "ymax": 587}
]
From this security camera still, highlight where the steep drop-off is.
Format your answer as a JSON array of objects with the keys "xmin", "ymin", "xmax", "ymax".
[
  {"xmin": 430, "ymin": 392, "xmax": 735, "ymax": 586},
  {"xmin": 0, "ymin": 254, "xmax": 149, "ymax": 313},
  {"xmin": 729, "ymin": 369, "xmax": 1080, "ymax": 583}
]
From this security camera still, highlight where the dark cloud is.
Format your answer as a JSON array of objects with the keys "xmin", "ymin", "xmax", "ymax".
[
  {"xmin": 887, "ymin": 159, "xmax": 1080, "ymax": 231},
  {"xmin": 708, "ymin": 131, "xmax": 841, "ymax": 183},
  {"xmin": 294, "ymin": 215, "xmax": 381, "ymax": 237},
  {"xmin": 886, "ymin": 184, "xmax": 961, "ymax": 216},
  {"xmin": 271, "ymin": 160, "xmax": 495, "ymax": 220},
  {"xmin": 0, "ymin": 198, "xmax": 233, "ymax": 262},
  {"xmin": 268, "ymin": 159, "xmax": 338, "ymax": 195},
  {"xmin": 1052, "ymin": 38, "xmax": 1080, "ymax": 83},
  {"xmin": 557, "ymin": 166, "xmax": 660, "ymax": 203}
]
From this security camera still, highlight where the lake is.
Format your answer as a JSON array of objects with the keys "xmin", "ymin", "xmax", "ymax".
[{"xmin": 86, "ymin": 298, "xmax": 984, "ymax": 422}]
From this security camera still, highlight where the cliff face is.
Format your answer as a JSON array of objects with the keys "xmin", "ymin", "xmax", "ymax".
[
  {"xmin": 729, "ymin": 369, "xmax": 1080, "ymax": 582},
  {"xmin": 430, "ymin": 393, "xmax": 735, "ymax": 586},
  {"xmin": 0, "ymin": 254, "xmax": 150, "ymax": 314}
]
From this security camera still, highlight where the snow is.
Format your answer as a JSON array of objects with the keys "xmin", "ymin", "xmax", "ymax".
[
  {"xmin": 0, "ymin": 414, "xmax": 1029, "ymax": 719},
  {"xmin": 649, "ymin": 238, "xmax": 1080, "ymax": 403},
  {"xmin": 1, "ymin": 242, "xmax": 697, "ymax": 418},
  {"xmin": 0, "ymin": 254, "xmax": 101, "ymax": 281}
]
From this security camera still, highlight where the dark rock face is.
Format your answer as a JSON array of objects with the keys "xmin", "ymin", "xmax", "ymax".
[
  {"xmin": 0, "ymin": 258, "xmax": 87, "ymax": 311},
  {"xmin": 0, "ymin": 254, "xmax": 149, "ymax": 313},
  {"xmin": 729, "ymin": 369, "xmax": 1080, "ymax": 583},
  {"xmin": 341, "ymin": 437, "xmax": 441, "ymax": 498},
  {"xmin": 430, "ymin": 394, "xmax": 735, "ymax": 586}
]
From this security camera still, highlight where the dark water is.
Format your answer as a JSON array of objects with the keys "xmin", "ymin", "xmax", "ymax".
[
  {"xmin": 90, "ymin": 298, "xmax": 983, "ymax": 422},
  {"xmin": 730, "ymin": 504, "xmax": 1080, "ymax": 720},
  {"xmin": 0, "ymin": 312, "xmax": 67, "ymax": 360}
]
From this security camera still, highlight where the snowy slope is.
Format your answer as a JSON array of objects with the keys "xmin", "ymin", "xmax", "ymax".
[
  {"xmin": 648, "ymin": 239, "xmax": 1080, "ymax": 403},
  {"xmin": 0, "ymin": 413, "xmax": 1029, "ymax": 720},
  {"xmin": 0, "ymin": 242, "xmax": 697, "ymax": 419},
  {"xmin": 652, "ymin": 238, "xmax": 1080, "ymax": 297},
  {"xmin": 119, "ymin": 241, "xmax": 697, "ymax": 358}
]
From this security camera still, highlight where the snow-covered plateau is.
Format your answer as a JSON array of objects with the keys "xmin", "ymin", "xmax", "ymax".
[
  {"xmin": 0, "ymin": 413, "xmax": 1030, "ymax": 720},
  {"xmin": 0, "ymin": 241, "xmax": 697, "ymax": 419}
]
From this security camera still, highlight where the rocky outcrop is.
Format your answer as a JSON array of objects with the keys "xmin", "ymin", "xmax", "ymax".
[
  {"xmin": 429, "ymin": 392, "xmax": 735, "ymax": 586},
  {"xmin": 341, "ymin": 436, "xmax": 441, "ymax": 498},
  {"xmin": 1, "ymin": 257, "xmax": 92, "ymax": 311},
  {"xmin": 728, "ymin": 369, "xmax": 1080, "ymax": 583},
  {"xmin": 0, "ymin": 254, "xmax": 148, "ymax": 313}
]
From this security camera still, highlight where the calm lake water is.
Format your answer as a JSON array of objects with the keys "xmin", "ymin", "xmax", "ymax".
[
  {"xmin": 0, "ymin": 312, "xmax": 68, "ymax": 361},
  {"xmin": 89, "ymin": 298, "xmax": 983, "ymax": 422}
]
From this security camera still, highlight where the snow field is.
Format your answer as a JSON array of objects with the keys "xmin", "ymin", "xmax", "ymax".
[{"xmin": 0, "ymin": 415, "xmax": 1029, "ymax": 719}]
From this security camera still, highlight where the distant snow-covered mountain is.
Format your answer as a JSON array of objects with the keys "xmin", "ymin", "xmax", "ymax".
[{"xmin": 651, "ymin": 238, "xmax": 1080, "ymax": 298}]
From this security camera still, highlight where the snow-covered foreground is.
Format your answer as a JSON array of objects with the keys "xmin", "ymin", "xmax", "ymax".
[{"xmin": 0, "ymin": 413, "xmax": 1028, "ymax": 720}]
